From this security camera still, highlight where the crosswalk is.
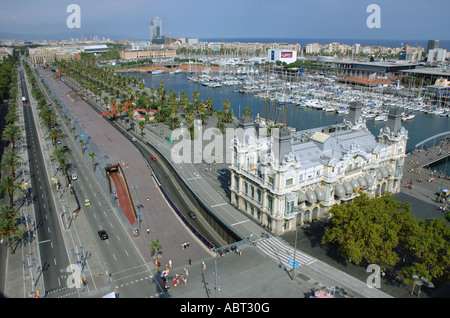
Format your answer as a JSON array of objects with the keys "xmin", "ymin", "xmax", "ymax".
[{"xmin": 256, "ymin": 236, "xmax": 317, "ymax": 268}]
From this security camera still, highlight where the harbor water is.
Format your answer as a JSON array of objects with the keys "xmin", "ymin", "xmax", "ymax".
[{"xmin": 127, "ymin": 71, "xmax": 450, "ymax": 175}]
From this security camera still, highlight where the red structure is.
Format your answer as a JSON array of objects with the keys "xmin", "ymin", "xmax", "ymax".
[{"xmin": 99, "ymin": 101, "xmax": 134, "ymax": 117}]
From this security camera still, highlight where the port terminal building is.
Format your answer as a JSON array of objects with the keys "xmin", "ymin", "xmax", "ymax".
[
  {"xmin": 317, "ymin": 57, "xmax": 418, "ymax": 78},
  {"xmin": 229, "ymin": 102, "xmax": 408, "ymax": 235}
]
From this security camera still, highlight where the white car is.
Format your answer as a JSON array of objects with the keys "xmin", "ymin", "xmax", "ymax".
[{"xmin": 72, "ymin": 173, "xmax": 78, "ymax": 180}]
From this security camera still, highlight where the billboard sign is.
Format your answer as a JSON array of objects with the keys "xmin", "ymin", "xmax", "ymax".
[{"xmin": 281, "ymin": 52, "xmax": 293, "ymax": 59}]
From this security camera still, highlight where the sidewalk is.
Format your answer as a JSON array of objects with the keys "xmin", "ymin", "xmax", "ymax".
[{"xmin": 125, "ymin": 117, "xmax": 393, "ymax": 298}]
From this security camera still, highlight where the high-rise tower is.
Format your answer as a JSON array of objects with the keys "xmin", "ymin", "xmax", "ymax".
[{"xmin": 150, "ymin": 17, "xmax": 162, "ymax": 43}]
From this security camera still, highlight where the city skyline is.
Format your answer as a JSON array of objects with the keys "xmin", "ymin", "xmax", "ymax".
[{"xmin": 0, "ymin": 0, "xmax": 449, "ymax": 42}]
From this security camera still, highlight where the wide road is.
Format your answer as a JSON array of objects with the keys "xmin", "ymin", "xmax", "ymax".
[{"xmin": 20, "ymin": 64, "xmax": 73, "ymax": 297}]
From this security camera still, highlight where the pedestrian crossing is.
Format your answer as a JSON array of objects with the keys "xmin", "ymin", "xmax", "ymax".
[{"xmin": 256, "ymin": 236, "xmax": 317, "ymax": 269}]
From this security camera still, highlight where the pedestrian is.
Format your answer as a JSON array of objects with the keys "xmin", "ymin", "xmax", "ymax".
[
  {"xmin": 147, "ymin": 228, "xmax": 150, "ymax": 234},
  {"xmin": 184, "ymin": 267, "xmax": 189, "ymax": 276},
  {"xmin": 186, "ymin": 241, "xmax": 190, "ymax": 247},
  {"xmin": 173, "ymin": 278, "xmax": 177, "ymax": 287},
  {"xmin": 169, "ymin": 260, "xmax": 172, "ymax": 268},
  {"xmin": 181, "ymin": 243, "xmax": 185, "ymax": 250},
  {"xmin": 201, "ymin": 261, "xmax": 206, "ymax": 270}
]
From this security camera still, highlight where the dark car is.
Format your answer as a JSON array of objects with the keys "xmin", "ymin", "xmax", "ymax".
[
  {"xmin": 187, "ymin": 211, "xmax": 197, "ymax": 219},
  {"xmin": 98, "ymin": 230, "xmax": 109, "ymax": 240}
]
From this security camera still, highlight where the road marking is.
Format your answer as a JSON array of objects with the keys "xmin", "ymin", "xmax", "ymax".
[
  {"xmin": 230, "ymin": 219, "xmax": 249, "ymax": 226},
  {"xmin": 210, "ymin": 203, "xmax": 227, "ymax": 208}
]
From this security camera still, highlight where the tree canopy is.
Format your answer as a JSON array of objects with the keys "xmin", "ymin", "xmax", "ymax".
[{"xmin": 321, "ymin": 193, "xmax": 449, "ymax": 283}]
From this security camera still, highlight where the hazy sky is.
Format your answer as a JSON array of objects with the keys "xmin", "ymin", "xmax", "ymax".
[{"xmin": 0, "ymin": 0, "xmax": 449, "ymax": 40}]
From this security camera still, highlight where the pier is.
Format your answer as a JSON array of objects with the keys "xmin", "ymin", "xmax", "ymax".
[{"xmin": 401, "ymin": 139, "xmax": 450, "ymax": 214}]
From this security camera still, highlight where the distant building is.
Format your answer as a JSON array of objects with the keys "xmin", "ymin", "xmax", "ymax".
[
  {"xmin": 150, "ymin": 17, "xmax": 163, "ymax": 44},
  {"xmin": 119, "ymin": 49, "xmax": 175, "ymax": 60},
  {"xmin": 229, "ymin": 102, "xmax": 408, "ymax": 235},
  {"xmin": 267, "ymin": 49, "xmax": 297, "ymax": 64},
  {"xmin": 306, "ymin": 43, "xmax": 320, "ymax": 54},
  {"xmin": 427, "ymin": 48, "xmax": 447, "ymax": 64},
  {"xmin": 28, "ymin": 47, "xmax": 78, "ymax": 66},
  {"xmin": 84, "ymin": 45, "xmax": 109, "ymax": 55},
  {"xmin": 426, "ymin": 40, "xmax": 439, "ymax": 53}
]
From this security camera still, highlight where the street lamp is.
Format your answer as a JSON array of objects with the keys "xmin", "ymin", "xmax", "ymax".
[{"xmin": 411, "ymin": 275, "xmax": 434, "ymax": 297}]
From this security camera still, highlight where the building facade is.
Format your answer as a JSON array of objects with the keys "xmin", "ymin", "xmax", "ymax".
[
  {"xmin": 267, "ymin": 49, "xmax": 297, "ymax": 64},
  {"xmin": 150, "ymin": 17, "xmax": 163, "ymax": 43},
  {"xmin": 119, "ymin": 49, "xmax": 176, "ymax": 60},
  {"xmin": 28, "ymin": 47, "xmax": 78, "ymax": 66},
  {"xmin": 229, "ymin": 102, "xmax": 408, "ymax": 235}
]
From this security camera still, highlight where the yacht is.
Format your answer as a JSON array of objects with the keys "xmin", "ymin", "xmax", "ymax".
[{"xmin": 149, "ymin": 69, "xmax": 164, "ymax": 75}]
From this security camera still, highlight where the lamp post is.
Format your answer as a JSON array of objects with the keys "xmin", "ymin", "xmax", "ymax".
[{"xmin": 411, "ymin": 275, "xmax": 434, "ymax": 297}]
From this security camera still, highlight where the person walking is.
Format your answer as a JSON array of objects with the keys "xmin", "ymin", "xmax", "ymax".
[
  {"xmin": 169, "ymin": 260, "xmax": 172, "ymax": 268},
  {"xmin": 201, "ymin": 261, "xmax": 206, "ymax": 270}
]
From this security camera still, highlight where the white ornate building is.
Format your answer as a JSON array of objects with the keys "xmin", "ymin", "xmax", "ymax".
[{"xmin": 229, "ymin": 101, "xmax": 408, "ymax": 235}]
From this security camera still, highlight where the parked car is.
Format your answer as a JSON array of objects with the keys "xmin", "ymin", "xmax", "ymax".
[{"xmin": 151, "ymin": 156, "xmax": 157, "ymax": 162}]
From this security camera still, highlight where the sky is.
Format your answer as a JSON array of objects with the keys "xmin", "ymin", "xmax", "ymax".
[{"xmin": 0, "ymin": 0, "xmax": 449, "ymax": 41}]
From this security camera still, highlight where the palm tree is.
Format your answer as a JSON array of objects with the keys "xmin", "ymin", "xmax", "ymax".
[
  {"xmin": 205, "ymin": 97, "xmax": 213, "ymax": 114},
  {"xmin": 138, "ymin": 120, "xmax": 145, "ymax": 136},
  {"xmin": 1, "ymin": 149, "xmax": 22, "ymax": 179},
  {"xmin": 243, "ymin": 106, "xmax": 251, "ymax": 117},
  {"xmin": 50, "ymin": 147, "xmax": 69, "ymax": 175},
  {"xmin": 103, "ymin": 96, "xmax": 109, "ymax": 108},
  {"xmin": 192, "ymin": 90, "xmax": 199, "ymax": 104},
  {"xmin": 48, "ymin": 127, "xmax": 60, "ymax": 146},
  {"xmin": 88, "ymin": 152, "xmax": 95, "ymax": 171},
  {"xmin": 79, "ymin": 139, "xmax": 84, "ymax": 153},
  {"xmin": 0, "ymin": 176, "xmax": 20, "ymax": 208},
  {"xmin": 223, "ymin": 100, "xmax": 231, "ymax": 114},
  {"xmin": 188, "ymin": 124, "xmax": 195, "ymax": 140},
  {"xmin": 0, "ymin": 217, "xmax": 24, "ymax": 254},
  {"xmin": 170, "ymin": 116, "xmax": 180, "ymax": 130},
  {"xmin": 149, "ymin": 239, "xmax": 162, "ymax": 271},
  {"xmin": 0, "ymin": 204, "xmax": 18, "ymax": 220},
  {"xmin": 5, "ymin": 112, "xmax": 18, "ymax": 125},
  {"xmin": 1, "ymin": 124, "xmax": 22, "ymax": 150}
]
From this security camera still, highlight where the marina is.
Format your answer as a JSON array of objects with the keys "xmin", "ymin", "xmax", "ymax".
[{"xmin": 125, "ymin": 68, "xmax": 449, "ymax": 160}]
